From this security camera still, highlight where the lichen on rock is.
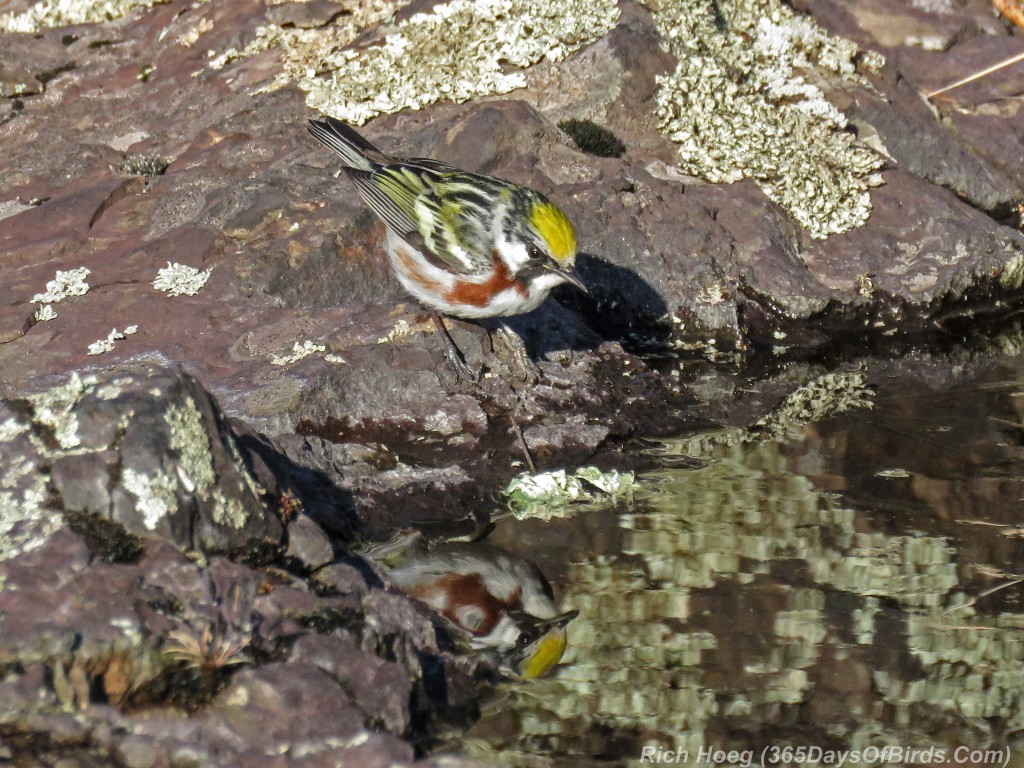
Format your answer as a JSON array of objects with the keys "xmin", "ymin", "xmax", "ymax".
[
  {"xmin": 24, "ymin": 372, "xmax": 97, "ymax": 451},
  {"xmin": 307, "ymin": 0, "xmax": 619, "ymax": 124},
  {"xmin": 648, "ymin": 0, "xmax": 886, "ymax": 238},
  {"xmin": 0, "ymin": 0, "xmax": 173, "ymax": 33}
]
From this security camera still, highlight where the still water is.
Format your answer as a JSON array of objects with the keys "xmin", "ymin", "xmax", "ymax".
[{"xmin": 452, "ymin": 360, "xmax": 1024, "ymax": 766}]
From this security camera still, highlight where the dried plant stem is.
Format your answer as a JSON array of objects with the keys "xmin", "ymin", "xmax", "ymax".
[
  {"xmin": 926, "ymin": 49, "xmax": 1024, "ymax": 99},
  {"xmin": 942, "ymin": 577, "xmax": 1024, "ymax": 615}
]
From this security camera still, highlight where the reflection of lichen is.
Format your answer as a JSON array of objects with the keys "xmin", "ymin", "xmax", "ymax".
[
  {"xmin": 750, "ymin": 371, "xmax": 874, "ymax": 440},
  {"xmin": 650, "ymin": 0, "xmax": 885, "ymax": 238}
]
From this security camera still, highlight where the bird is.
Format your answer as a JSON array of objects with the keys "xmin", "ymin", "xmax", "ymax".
[
  {"xmin": 307, "ymin": 116, "xmax": 587, "ymax": 380},
  {"xmin": 386, "ymin": 541, "xmax": 578, "ymax": 678}
]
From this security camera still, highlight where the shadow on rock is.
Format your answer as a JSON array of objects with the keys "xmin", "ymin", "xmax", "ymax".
[
  {"xmin": 487, "ymin": 252, "xmax": 671, "ymax": 362},
  {"xmin": 561, "ymin": 252, "xmax": 672, "ymax": 352}
]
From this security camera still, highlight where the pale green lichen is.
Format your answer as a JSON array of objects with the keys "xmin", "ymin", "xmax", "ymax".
[
  {"xmin": 165, "ymin": 398, "xmax": 215, "ymax": 495},
  {"xmin": 306, "ymin": 0, "xmax": 619, "ymax": 124},
  {"xmin": 122, "ymin": 467, "xmax": 178, "ymax": 530},
  {"xmin": 999, "ymin": 252, "xmax": 1024, "ymax": 290},
  {"xmin": 166, "ymin": 398, "xmax": 249, "ymax": 529},
  {"xmin": 24, "ymin": 372, "xmax": 97, "ymax": 450},
  {"xmin": 649, "ymin": 0, "xmax": 885, "ymax": 238},
  {"xmin": 31, "ymin": 267, "xmax": 90, "ymax": 304},
  {"xmin": 153, "ymin": 262, "xmax": 212, "ymax": 297},
  {"xmin": 211, "ymin": 491, "xmax": 247, "ymax": 529},
  {"xmin": 0, "ymin": 0, "xmax": 172, "ymax": 33}
]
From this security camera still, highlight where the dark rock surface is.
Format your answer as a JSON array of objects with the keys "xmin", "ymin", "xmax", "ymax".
[
  {"xmin": 0, "ymin": 365, "xmax": 489, "ymax": 767},
  {"xmin": 2, "ymin": 0, "xmax": 1024, "ymax": 763}
]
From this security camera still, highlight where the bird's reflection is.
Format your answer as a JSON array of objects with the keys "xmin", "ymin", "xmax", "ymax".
[{"xmin": 374, "ymin": 533, "xmax": 577, "ymax": 679}]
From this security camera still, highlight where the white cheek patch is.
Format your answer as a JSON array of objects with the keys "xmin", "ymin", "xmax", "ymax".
[{"xmin": 495, "ymin": 230, "xmax": 531, "ymax": 273}]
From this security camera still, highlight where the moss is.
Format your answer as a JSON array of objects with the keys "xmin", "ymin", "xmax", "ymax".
[
  {"xmin": 63, "ymin": 510, "xmax": 145, "ymax": 563},
  {"xmin": 558, "ymin": 118, "xmax": 625, "ymax": 158}
]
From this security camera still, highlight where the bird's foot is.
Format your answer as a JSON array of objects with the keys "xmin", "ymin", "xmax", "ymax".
[
  {"xmin": 430, "ymin": 313, "xmax": 478, "ymax": 383},
  {"xmin": 491, "ymin": 323, "xmax": 541, "ymax": 385}
]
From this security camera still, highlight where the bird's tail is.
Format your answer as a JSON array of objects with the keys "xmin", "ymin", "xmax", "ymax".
[{"xmin": 307, "ymin": 117, "xmax": 382, "ymax": 171}]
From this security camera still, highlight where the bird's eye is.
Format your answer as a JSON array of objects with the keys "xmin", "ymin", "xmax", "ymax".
[
  {"xmin": 527, "ymin": 245, "xmax": 544, "ymax": 262},
  {"xmin": 516, "ymin": 630, "xmax": 537, "ymax": 649}
]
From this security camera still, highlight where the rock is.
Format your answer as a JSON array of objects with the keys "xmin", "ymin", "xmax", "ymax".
[
  {"xmin": 285, "ymin": 513, "xmax": 336, "ymax": 570},
  {"xmin": 0, "ymin": 361, "xmax": 284, "ymax": 556}
]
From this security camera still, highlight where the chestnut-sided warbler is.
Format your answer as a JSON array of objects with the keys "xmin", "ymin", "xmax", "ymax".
[{"xmin": 308, "ymin": 117, "xmax": 586, "ymax": 378}]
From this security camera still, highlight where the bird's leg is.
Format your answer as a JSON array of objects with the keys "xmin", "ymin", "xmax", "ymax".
[{"xmin": 430, "ymin": 312, "xmax": 477, "ymax": 382}]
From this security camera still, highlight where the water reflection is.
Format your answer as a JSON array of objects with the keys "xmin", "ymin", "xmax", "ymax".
[
  {"xmin": 456, "ymin": 363, "xmax": 1024, "ymax": 765},
  {"xmin": 383, "ymin": 539, "xmax": 577, "ymax": 679}
]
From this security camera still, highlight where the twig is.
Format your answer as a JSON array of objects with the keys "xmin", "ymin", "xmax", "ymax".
[
  {"xmin": 509, "ymin": 413, "xmax": 536, "ymax": 474},
  {"xmin": 926, "ymin": 50, "xmax": 1024, "ymax": 99},
  {"xmin": 942, "ymin": 577, "xmax": 1024, "ymax": 615}
]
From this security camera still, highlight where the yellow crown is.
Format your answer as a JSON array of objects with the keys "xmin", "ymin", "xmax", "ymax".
[{"xmin": 530, "ymin": 202, "xmax": 577, "ymax": 264}]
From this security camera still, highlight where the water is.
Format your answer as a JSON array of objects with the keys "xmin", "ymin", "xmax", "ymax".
[{"xmin": 450, "ymin": 360, "xmax": 1024, "ymax": 766}]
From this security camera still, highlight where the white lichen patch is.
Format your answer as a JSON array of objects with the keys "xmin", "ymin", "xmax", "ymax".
[
  {"xmin": 0, "ymin": 0, "xmax": 177, "ymax": 33},
  {"xmin": 504, "ymin": 466, "xmax": 635, "ymax": 520},
  {"xmin": 650, "ymin": 0, "xmax": 885, "ymax": 238},
  {"xmin": 270, "ymin": 340, "xmax": 326, "ymax": 366},
  {"xmin": 122, "ymin": 467, "xmax": 179, "ymax": 530},
  {"xmin": 31, "ymin": 267, "xmax": 91, "ymax": 304},
  {"xmin": 33, "ymin": 304, "xmax": 57, "ymax": 322},
  {"xmin": 377, "ymin": 319, "xmax": 414, "ymax": 344},
  {"xmin": 153, "ymin": 262, "xmax": 213, "ymax": 297},
  {"xmin": 24, "ymin": 372, "xmax": 97, "ymax": 450},
  {"xmin": 0, "ymin": 418, "xmax": 29, "ymax": 442},
  {"xmin": 86, "ymin": 325, "xmax": 138, "ymax": 356}
]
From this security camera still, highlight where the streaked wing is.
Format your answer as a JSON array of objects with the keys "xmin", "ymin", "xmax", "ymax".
[
  {"xmin": 345, "ymin": 168, "xmax": 420, "ymax": 236},
  {"xmin": 414, "ymin": 184, "xmax": 494, "ymax": 274}
]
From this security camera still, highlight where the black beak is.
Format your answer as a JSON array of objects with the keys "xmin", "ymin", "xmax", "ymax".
[
  {"xmin": 551, "ymin": 266, "xmax": 588, "ymax": 295},
  {"xmin": 542, "ymin": 609, "xmax": 579, "ymax": 631}
]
